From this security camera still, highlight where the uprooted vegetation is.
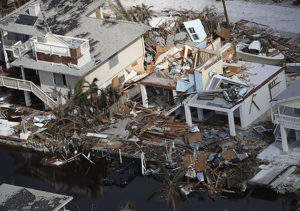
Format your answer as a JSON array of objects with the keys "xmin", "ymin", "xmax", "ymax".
[
  {"xmin": 49, "ymin": 78, "xmax": 120, "ymax": 141},
  {"xmin": 106, "ymin": 0, "xmax": 224, "ymax": 35}
]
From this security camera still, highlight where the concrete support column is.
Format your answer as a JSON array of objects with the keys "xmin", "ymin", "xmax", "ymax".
[
  {"xmin": 184, "ymin": 104, "xmax": 192, "ymax": 127},
  {"xmin": 100, "ymin": 7, "xmax": 104, "ymax": 19},
  {"xmin": 227, "ymin": 111, "xmax": 236, "ymax": 136},
  {"xmin": 0, "ymin": 31, "xmax": 10, "ymax": 70},
  {"xmin": 172, "ymin": 90, "xmax": 178, "ymax": 102},
  {"xmin": 295, "ymin": 130, "xmax": 300, "ymax": 141},
  {"xmin": 21, "ymin": 66, "xmax": 31, "ymax": 107},
  {"xmin": 172, "ymin": 90, "xmax": 181, "ymax": 115},
  {"xmin": 280, "ymin": 125, "xmax": 288, "ymax": 152},
  {"xmin": 140, "ymin": 84, "xmax": 148, "ymax": 108},
  {"xmin": 197, "ymin": 108, "xmax": 204, "ymax": 121}
]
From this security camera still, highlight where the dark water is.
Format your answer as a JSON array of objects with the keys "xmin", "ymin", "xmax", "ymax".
[{"xmin": 0, "ymin": 144, "xmax": 298, "ymax": 211}]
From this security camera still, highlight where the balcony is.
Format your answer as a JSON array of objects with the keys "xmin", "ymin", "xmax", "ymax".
[
  {"xmin": 3, "ymin": 38, "xmax": 34, "ymax": 58},
  {"xmin": 2, "ymin": 33, "xmax": 91, "ymax": 68},
  {"xmin": 273, "ymin": 106, "xmax": 300, "ymax": 130},
  {"xmin": 32, "ymin": 34, "xmax": 89, "ymax": 57}
]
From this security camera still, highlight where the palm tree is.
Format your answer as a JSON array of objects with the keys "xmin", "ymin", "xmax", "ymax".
[
  {"xmin": 133, "ymin": 4, "xmax": 153, "ymax": 24},
  {"xmin": 84, "ymin": 78, "xmax": 99, "ymax": 110},
  {"xmin": 148, "ymin": 166, "xmax": 188, "ymax": 211}
]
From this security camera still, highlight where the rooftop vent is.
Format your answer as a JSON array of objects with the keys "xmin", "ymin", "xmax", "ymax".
[{"xmin": 28, "ymin": 2, "xmax": 41, "ymax": 16}]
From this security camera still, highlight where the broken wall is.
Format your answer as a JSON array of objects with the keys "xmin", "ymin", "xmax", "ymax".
[
  {"xmin": 198, "ymin": 59, "xmax": 223, "ymax": 89},
  {"xmin": 84, "ymin": 36, "xmax": 145, "ymax": 88},
  {"xmin": 239, "ymin": 69, "xmax": 286, "ymax": 128}
]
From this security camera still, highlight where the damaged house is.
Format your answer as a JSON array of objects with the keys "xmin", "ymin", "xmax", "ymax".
[
  {"xmin": 271, "ymin": 79, "xmax": 300, "ymax": 152},
  {"xmin": 138, "ymin": 39, "xmax": 287, "ymax": 136},
  {"xmin": 182, "ymin": 47, "xmax": 287, "ymax": 136},
  {"xmin": 0, "ymin": 0, "xmax": 149, "ymax": 108}
]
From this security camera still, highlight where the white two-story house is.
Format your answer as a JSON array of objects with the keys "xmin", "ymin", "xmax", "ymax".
[
  {"xmin": 271, "ymin": 79, "xmax": 300, "ymax": 152},
  {"xmin": 0, "ymin": 0, "xmax": 150, "ymax": 109}
]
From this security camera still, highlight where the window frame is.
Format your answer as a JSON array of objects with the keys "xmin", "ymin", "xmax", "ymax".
[
  {"xmin": 53, "ymin": 73, "xmax": 67, "ymax": 88},
  {"xmin": 109, "ymin": 53, "xmax": 119, "ymax": 69}
]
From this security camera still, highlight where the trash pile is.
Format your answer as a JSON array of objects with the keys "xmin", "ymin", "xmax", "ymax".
[
  {"xmin": 181, "ymin": 149, "xmax": 249, "ymax": 195},
  {"xmin": 232, "ymin": 20, "xmax": 300, "ymax": 64}
]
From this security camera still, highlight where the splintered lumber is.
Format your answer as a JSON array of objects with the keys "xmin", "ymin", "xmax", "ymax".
[{"xmin": 0, "ymin": 135, "xmax": 27, "ymax": 143}]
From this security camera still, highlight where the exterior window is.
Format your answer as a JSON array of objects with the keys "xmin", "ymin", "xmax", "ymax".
[
  {"xmin": 109, "ymin": 53, "xmax": 119, "ymax": 69},
  {"xmin": 188, "ymin": 27, "xmax": 195, "ymax": 33},
  {"xmin": 188, "ymin": 27, "xmax": 199, "ymax": 41},
  {"xmin": 53, "ymin": 73, "xmax": 67, "ymax": 87}
]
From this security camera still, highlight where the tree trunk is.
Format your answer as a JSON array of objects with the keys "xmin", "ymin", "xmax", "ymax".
[
  {"xmin": 172, "ymin": 197, "xmax": 176, "ymax": 211},
  {"xmin": 221, "ymin": 0, "xmax": 230, "ymax": 28}
]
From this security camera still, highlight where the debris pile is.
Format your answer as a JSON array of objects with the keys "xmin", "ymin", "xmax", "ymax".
[
  {"xmin": 233, "ymin": 20, "xmax": 300, "ymax": 63},
  {"xmin": 181, "ymin": 149, "xmax": 249, "ymax": 195}
]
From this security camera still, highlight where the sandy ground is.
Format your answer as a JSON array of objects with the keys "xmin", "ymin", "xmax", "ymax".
[{"xmin": 122, "ymin": 0, "xmax": 300, "ymax": 34}]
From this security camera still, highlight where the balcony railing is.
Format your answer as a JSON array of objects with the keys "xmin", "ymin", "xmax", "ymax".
[
  {"xmin": 2, "ymin": 38, "xmax": 17, "ymax": 50},
  {"xmin": 273, "ymin": 113, "xmax": 300, "ymax": 130},
  {"xmin": 3, "ymin": 38, "xmax": 33, "ymax": 58}
]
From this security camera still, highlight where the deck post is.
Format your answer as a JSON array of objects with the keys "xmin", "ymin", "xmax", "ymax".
[
  {"xmin": 228, "ymin": 111, "xmax": 236, "ymax": 136},
  {"xmin": 280, "ymin": 125, "xmax": 288, "ymax": 152},
  {"xmin": 140, "ymin": 84, "xmax": 148, "ymax": 108},
  {"xmin": 21, "ymin": 66, "xmax": 31, "ymax": 107},
  {"xmin": 184, "ymin": 104, "xmax": 192, "ymax": 127}
]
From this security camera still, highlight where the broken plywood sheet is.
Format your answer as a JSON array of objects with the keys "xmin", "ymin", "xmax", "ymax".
[
  {"xmin": 195, "ymin": 152, "xmax": 211, "ymax": 172},
  {"xmin": 155, "ymin": 45, "xmax": 175, "ymax": 60},
  {"xmin": 155, "ymin": 46, "xmax": 182, "ymax": 65},
  {"xmin": 214, "ymin": 27, "xmax": 232, "ymax": 40},
  {"xmin": 112, "ymin": 76, "xmax": 120, "ymax": 88},
  {"xmin": 224, "ymin": 63, "xmax": 241, "ymax": 73},
  {"xmin": 221, "ymin": 149, "xmax": 238, "ymax": 160},
  {"xmin": 126, "ymin": 59, "xmax": 145, "ymax": 74},
  {"xmin": 188, "ymin": 132, "xmax": 203, "ymax": 143},
  {"xmin": 182, "ymin": 154, "xmax": 196, "ymax": 166},
  {"xmin": 146, "ymin": 64, "xmax": 155, "ymax": 73},
  {"xmin": 139, "ymin": 73, "xmax": 177, "ymax": 90}
]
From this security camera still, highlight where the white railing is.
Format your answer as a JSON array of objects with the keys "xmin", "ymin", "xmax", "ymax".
[
  {"xmin": 3, "ymin": 39, "xmax": 33, "ymax": 58},
  {"xmin": 274, "ymin": 113, "xmax": 300, "ymax": 129},
  {"xmin": 12, "ymin": 40, "xmax": 33, "ymax": 58},
  {"xmin": 33, "ymin": 42, "xmax": 70, "ymax": 57},
  {"xmin": 2, "ymin": 39, "xmax": 17, "ymax": 50},
  {"xmin": 0, "ymin": 76, "xmax": 57, "ymax": 109}
]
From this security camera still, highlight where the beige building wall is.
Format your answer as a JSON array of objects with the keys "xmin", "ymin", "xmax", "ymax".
[
  {"xmin": 84, "ymin": 36, "xmax": 145, "ymax": 88},
  {"xmin": 38, "ymin": 37, "xmax": 145, "ymax": 99}
]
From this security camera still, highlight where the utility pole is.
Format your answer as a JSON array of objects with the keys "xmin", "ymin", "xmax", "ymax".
[{"xmin": 221, "ymin": 0, "xmax": 230, "ymax": 28}]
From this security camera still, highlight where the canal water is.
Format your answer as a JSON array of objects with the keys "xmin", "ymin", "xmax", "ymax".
[{"xmin": 0, "ymin": 144, "xmax": 298, "ymax": 211}]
